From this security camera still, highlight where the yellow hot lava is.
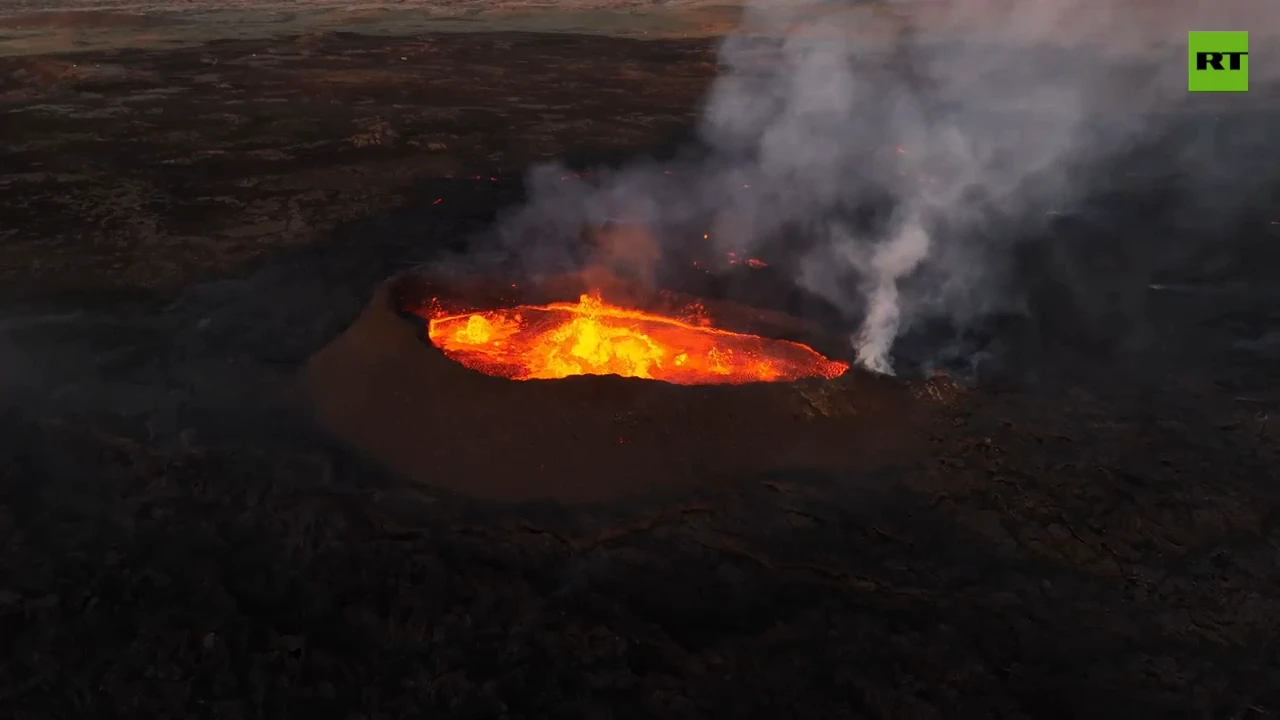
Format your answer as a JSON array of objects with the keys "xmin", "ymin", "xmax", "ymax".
[{"xmin": 425, "ymin": 294, "xmax": 848, "ymax": 385}]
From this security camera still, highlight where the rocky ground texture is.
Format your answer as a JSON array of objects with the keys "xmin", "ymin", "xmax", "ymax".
[{"xmin": 2, "ymin": 31, "xmax": 1279, "ymax": 719}]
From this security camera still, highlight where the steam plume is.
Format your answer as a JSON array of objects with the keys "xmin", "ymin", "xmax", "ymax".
[{"xmin": 495, "ymin": 0, "xmax": 1279, "ymax": 375}]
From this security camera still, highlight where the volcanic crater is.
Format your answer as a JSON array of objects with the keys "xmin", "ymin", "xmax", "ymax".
[{"xmin": 304, "ymin": 269, "xmax": 924, "ymax": 503}]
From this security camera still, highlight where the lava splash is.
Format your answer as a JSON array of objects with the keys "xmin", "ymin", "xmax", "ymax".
[{"xmin": 424, "ymin": 294, "xmax": 848, "ymax": 385}]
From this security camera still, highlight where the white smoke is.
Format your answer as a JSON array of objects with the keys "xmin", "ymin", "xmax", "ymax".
[
  {"xmin": 494, "ymin": 0, "xmax": 1279, "ymax": 375},
  {"xmin": 852, "ymin": 216, "xmax": 931, "ymax": 374}
]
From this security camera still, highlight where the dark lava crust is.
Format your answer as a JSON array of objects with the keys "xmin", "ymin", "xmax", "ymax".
[{"xmin": 2, "ymin": 31, "xmax": 1279, "ymax": 720}]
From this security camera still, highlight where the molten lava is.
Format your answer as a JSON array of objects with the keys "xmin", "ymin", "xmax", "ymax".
[{"xmin": 425, "ymin": 294, "xmax": 848, "ymax": 385}]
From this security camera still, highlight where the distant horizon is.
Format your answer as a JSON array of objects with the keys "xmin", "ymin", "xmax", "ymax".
[
  {"xmin": 2, "ymin": 0, "xmax": 1274, "ymax": 58},
  {"xmin": 0, "ymin": 1, "xmax": 744, "ymax": 57}
]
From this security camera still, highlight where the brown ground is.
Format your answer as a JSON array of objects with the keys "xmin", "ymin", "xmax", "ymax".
[{"xmin": 2, "ymin": 31, "xmax": 1280, "ymax": 719}]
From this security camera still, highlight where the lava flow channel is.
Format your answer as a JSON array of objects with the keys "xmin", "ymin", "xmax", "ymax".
[{"xmin": 424, "ymin": 294, "xmax": 848, "ymax": 385}]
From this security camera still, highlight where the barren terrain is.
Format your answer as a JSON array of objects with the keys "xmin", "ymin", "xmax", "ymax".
[
  {"xmin": 1, "ymin": 0, "xmax": 743, "ymax": 56},
  {"xmin": 3, "ymin": 0, "xmax": 1273, "ymax": 57},
  {"xmin": 2, "ymin": 27, "xmax": 1280, "ymax": 719}
]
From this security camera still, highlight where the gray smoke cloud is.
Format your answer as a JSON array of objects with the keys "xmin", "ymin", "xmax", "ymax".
[{"xmin": 492, "ymin": 0, "xmax": 1279, "ymax": 375}]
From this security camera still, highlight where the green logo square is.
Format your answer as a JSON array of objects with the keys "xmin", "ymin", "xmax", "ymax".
[{"xmin": 1189, "ymin": 31, "xmax": 1249, "ymax": 92}]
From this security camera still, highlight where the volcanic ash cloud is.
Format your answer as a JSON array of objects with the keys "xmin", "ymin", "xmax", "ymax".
[{"xmin": 497, "ymin": 0, "xmax": 1279, "ymax": 375}]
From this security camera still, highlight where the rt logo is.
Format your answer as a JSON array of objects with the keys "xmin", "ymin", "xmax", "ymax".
[{"xmin": 1189, "ymin": 31, "xmax": 1249, "ymax": 92}]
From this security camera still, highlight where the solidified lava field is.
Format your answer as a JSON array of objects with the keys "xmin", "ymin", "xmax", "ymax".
[{"xmin": 2, "ymin": 31, "xmax": 1280, "ymax": 718}]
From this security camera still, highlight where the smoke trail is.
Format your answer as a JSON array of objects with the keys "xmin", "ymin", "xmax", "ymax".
[
  {"xmin": 494, "ymin": 0, "xmax": 1279, "ymax": 375},
  {"xmin": 852, "ymin": 215, "xmax": 930, "ymax": 374}
]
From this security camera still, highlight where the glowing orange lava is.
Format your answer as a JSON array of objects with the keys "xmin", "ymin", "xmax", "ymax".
[{"xmin": 426, "ymin": 294, "xmax": 848, "ymax": 385}]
